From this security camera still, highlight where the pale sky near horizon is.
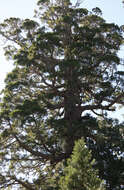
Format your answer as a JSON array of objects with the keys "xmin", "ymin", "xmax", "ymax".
[{"xmin": 0, "ymin": 0, "xmax": 124, "ymax": 121}]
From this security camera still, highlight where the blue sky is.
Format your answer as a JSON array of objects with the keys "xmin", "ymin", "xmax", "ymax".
[{"xmin": 0, "ymin": 0, "xmax": 124, "ymax": 120}]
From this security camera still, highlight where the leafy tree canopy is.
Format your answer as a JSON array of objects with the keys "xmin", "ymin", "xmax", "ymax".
[
  {"xmin": 0, "ymin": 0, "xmax": 124, "ymax": 189},
  {"xmin": 59, "ymin": 138, "xmax": 105, "ymax": 190}
]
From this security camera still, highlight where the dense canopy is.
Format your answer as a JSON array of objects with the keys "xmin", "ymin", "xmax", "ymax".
[{"xmin": 0, "ymin": 0, "xmax": 124, "ymax": 189}]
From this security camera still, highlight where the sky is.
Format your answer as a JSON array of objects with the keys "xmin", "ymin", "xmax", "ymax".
[{"xmin": 0, "ymin": 0, "xmax": 124, "ymax": 121}]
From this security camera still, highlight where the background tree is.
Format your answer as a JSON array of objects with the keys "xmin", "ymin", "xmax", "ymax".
[{"xmin": 0, "ymin": 0, "xmax": 124, "ymax": 189}]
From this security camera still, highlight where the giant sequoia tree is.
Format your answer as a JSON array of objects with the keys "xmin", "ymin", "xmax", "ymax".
[{"xmin": 0, "ymin": 0, "xmax": 124, "ymax": 189}]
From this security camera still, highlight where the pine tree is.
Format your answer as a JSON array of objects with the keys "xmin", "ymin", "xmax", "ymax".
[
  {"xmin": 59, "ymin": 138, "xmax": 105, "ymax": 190},
  {"xmin": 0, "ymin": 0, "xmax": 124, "ymax": 189}
]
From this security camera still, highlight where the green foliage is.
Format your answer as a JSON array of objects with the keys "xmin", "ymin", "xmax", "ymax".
[
  {"xmin": 0, "ymin": 0, "xmax": 123, "ymax": 189},
  {"xmin": 59, "ymin": 138, "xmax": 105, "ymax": 190}
]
